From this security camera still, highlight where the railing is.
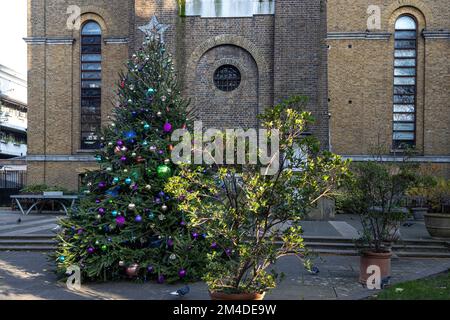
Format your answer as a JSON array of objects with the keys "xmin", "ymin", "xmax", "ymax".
[
  {"xmin": 0, "ymin": 170, "xmax": 27, "ymax": 206},
  {"xmin": 0, "ymin": 140, "xmax": 27, "ymax": 157}
]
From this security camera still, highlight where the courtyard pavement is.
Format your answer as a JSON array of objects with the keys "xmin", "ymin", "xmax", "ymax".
[
  {"xmin": 1, "ymin": 251, "xmax": 449, "ymax": 300},
  {"xmin": 0, "ymin": 208, "xmax": 435, "ymax": 241},
  {"xmin": 0, "ymin": 208, "xmax": 449, "ymax": 300}
]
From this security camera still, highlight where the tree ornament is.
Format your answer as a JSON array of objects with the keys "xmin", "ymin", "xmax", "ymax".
[
  {"xmin": 58, "ymin": 256, "xmax": 65, "ymax": 262},
  {"xmin": 178, "ymin": 269, "xmax": 187, "ymax": 278},
  {"xmin": 87, "ymin": 247, "xmax": 95, "ymax": 254},
  {"xmin": 121, "ymin": 156, "xmax": 127, "ymax": 162},
  {"xmin": 145, "ymin": 184, "xmax": 152, "ymax": 190},
  {"xmin": 119, "ymin": 261, "xmax": 125, "ymax": 267},
  {"xmin": 161, "ymin": 96, "xmax": 167, "ymax": 102},
  {"xmin": 148, "ymin": 212, "xmax": 155, "ymax": 219},
  {"xmin": 157, "ymin": 275, "xmax": 165, "ymax": 284},
  {"xmin": 150, "ymin": 146, "xmax": 157, "ymax": 152},
  {"xmin": 98, "ymin": 182, "xmax": 107, "ymax": 189},
  {"xmin": 158, "ymin": 214, "xmax": 166, "ymax": 221},
  {"xmin": 116, "ymin": 216, "xmax": 126, "ymax": 226},
  {"xmin": 112, "ymin": 210, "xmax": 118, "ymax": 217},
  {"xmin": 125, "ymin": 178, "xmax": 132, "ymax": 185},
  {"xmin": 157, "ymin": 165, "xmax": 172, "ymax": 179},
  {"xmin": 113, "ymin": 177, "xmax": 120, "ymax": 184},
  {"xmin": 144, "ymin": 123, "xmax": 151, "ymax": 130},
  {"xmin": 101, "ymin": 245, "xmax": 107, "ymax": 251},
  {"xmin": 128, "ymin": 203, "xmax": 136, "ymax": 211},
  {"xmin": 135, "ymin": 215, "xmax": 143, "ymax": 222},
  {"xmin": 146, "ymin": 88, "xmax": 156, "ymax": 97},
  {"xmin": 163, "ymin": 122, "xmax": 172, "ymax": 133},
  {"xmin": 169, "ymin": 254, "xmax": 176, "ymax": 260},
  {"xmin": 126, "ymin": 264, "xmax": 139, "ymax": 278},
  {"xmin": 157, "ymin": 111, "xmax": 162, "ymax": 117},
  {"xmin": 161, "ymin": 204, "xmax": 168, "ymax": 212},
  {"xmin": 164, "ymin": 159, "xmax": 171, "ymax": 165}
]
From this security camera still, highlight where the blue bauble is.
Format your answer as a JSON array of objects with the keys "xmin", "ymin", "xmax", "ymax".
[
  {"xmin": 148, "ymin": 212, "xmax": 155, "ymax": 220},
  {"xmin": 112, "ymin": 177, "xmax": 119, "ymax": 184},
  {"xmin": 146, "ymin": 88, "xmax": 156, "ymax": 97},
  {"xmin": 58, "ymin": 256, "xmax": 65, "ymax": 262},
  {"xmin": 125, "ymin": 130, "xmax": 137, "ymax": 140},
  {"xmin": 125, "ymin": 178, "xmax": 132, "ymax": 185},
  {"xmin": 144, "ymin": 124, "xmax": 150, "ymax": 130},
  {"xmin": 112, "ymin": 210, "xmax": 118, "ymax": 217}
]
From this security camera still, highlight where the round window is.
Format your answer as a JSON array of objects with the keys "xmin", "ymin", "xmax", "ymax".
[{"xmin": 213, "ymin": 65, "xmax": 241, "ymax": 92}]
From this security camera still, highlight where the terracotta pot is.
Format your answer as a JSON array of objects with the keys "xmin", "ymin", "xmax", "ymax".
[
  {"xmin": 412, "ymin": 207, "xmax": 428, "ymax": 221},
  {"xmin": 359, "ymin": 251, "xmax": 392, "ymax": 284},
  {"xmin": 209, "ymin": 291, "xmax": 266, "ymax": 301},
  {"xmin": 424, "ymin": 213, "xmax": 450, "ymax": 239},
  {"xmin": 125, "ymin": 264, "xmax": 140, "ymax": 278}
]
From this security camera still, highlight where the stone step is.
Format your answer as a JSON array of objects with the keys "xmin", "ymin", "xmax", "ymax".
[
  {"xmin": 305, "ymin": 242, "xmax": 449, "ymax": 253},
  {"xmin": 0, "ymin": 239, "xmax": 56, "ymax": 246},
  {"xmin": 0, "ymin": 234, "xmax": 55, "ymax": 240},
  {"xmin": 0, "ymin": 246, "xmax": 55, "ymax": 251},
  {"xmin": 396, "ymin": 251, "xmax": 450, "ymax": 258}
]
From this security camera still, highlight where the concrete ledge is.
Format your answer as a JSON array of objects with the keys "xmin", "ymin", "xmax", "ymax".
[
  {"xmin": 27, "ymin": 155, "xmax": 96, "ymax": 162},
  {"xmin": 327, "ymin": 32, "xmax": 391, "ymax": 40},
  {"xmin": 342, "ymin": 155, "xmax": 450, "ymax": 163}
]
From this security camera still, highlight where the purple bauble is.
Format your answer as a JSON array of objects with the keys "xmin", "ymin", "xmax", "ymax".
[
  {"xmin": 163, "ymin": 122, "xmax": 173, "ymax": 133},
  {"xmin": 147, "ymin": 266, "xmax": 154, "ymax": 273},
  {"xmin": 98, "ymin": 208, "xmax": 105, "ymax": 214},
  {"xmin": 192, "ymin": 232, "xmax": 199, "ymax": 239},
  {"xmin": 180, "ymin": 221, "xmax": 187, "ymax": 227},
  {"xmin": 95, "ymin": 199, "xmax": 101, "ymax": 204},
  {"xmin": 120, "ymin": 156, "xmax": 127, "ymax": 162},
  {"xmin": 98, "ymin": 182, "xmax": 106, "ymax": 188},
  {"xmin": 135, "ymin": 215, "xmax": 142, "ymax": 223},
  {"xmin": 77, "ymin": 228, "xmax": 84, "ymax": 235},
  {"xmin": 117, "ymin": 140, "xmax": 124, "ymax": 146},
  {"xmin": 157, "ymin": 275, "xmax": 165, "ymax": 284},
  {"xmin": 211, "ymin": 242, "xmax": 218, "ymax": 249},
  {"xmin": 87, "ymin": 247, "xmax": 95, "ymax": 254},
  {"xmin": 167, "ymin": 239, "xmax": 174, "ymax": 247},
  {"xmin": 225, "ymin": 248, "xmax": 232, "ymax": 256},
  {"xmin": 178, "ymin": 269, "xmax": 187, "ymax": 278},
  {"xmin": 116, "ymin": 216, "xmax": 126, "ymax": 226}
]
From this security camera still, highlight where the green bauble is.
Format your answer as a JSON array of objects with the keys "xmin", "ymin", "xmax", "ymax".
[{"xmin": 157, "ymin": 164, "xmax": 172, "ymax": 179}]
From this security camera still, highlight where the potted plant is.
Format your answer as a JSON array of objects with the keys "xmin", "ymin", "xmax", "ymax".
[
  {"xmin": 424, "ymin": 178, "xmax": 450, "ymax": 239},
  {"xmin": 406, "ymin": 175, "xmax": 437, "ymax": 220},
  {"xmin": 167, "ymin": 96, "xmax": 350, "ymax": 300},
  {"xmin": 343, "ymin": 161, "xmax": 417, "ymax": 284}
]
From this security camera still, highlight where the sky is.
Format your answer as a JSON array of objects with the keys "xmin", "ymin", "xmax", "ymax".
[{"xmin": 0, "ymin": 0, "xmax": 27, "ymax": 77}]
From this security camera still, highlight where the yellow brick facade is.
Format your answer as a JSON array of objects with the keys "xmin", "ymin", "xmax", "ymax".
[
  {"xmin": 26, "ymin": 0, "xmax": 450, "ymax": 189},
  {"xmin": 328, "ymin": 0, "xmax": 450, "ymax": 175}
]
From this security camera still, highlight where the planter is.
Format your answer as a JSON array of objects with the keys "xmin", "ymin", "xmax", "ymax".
[
  {"xmin": 209, "ymin": 291, "xmax": 266, "ymax": 301},
  {"xmin": 424, "ymin": 213, "xmax": 450, "ymax": 239},
  {"xmin": 411, "ymin": 207, "xmax": 428, "ymax": 221},
  {"xmin": 359, "ymin": 250, "xmax": 392, "ymax": 285}
]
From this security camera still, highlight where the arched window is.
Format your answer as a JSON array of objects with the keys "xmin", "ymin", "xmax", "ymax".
[
  {"xmin": 393, "ymin": 15, "xmax": 417, "ymax": 149},
  {"xmin": 80, "ymin": 21, "xmax": 102, "ymax": 149}
]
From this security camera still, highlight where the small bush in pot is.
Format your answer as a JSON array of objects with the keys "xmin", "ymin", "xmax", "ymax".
[
  {"xmin": 342, "ymin": 161, "xmax": 418, "ymax": 284},
  {"xmin": 424, "ymin": 178, "xmax": 450, "ymax": 239},
  {"xmin": 166, "ymin": 96, "xmax": 351, "ymax": 299}
]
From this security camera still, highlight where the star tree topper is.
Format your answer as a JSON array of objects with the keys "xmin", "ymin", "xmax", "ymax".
[{"xmin": 138, "ymin": 15, "xmax": 169, "ymax": 43}]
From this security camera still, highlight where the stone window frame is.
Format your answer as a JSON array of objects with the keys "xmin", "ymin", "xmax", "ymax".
[
  {"xmin": 392, "ymin": 15, "xmax": 418, "ymax": 150},
  {"xmin": 387, "ymin": 6, "xmax": 427, "ymax": 154},
  {"xmin": 80, "ymin": 20, "xmax": 103, "ymax": 150},
  {"xmin": 208, "ymin": 58, "xmax": 249, "ymax": 97}
]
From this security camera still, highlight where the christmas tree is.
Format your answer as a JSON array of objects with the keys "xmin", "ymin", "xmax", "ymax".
[{"xmin": 55, "ymin": 16, "xmax": 207, "ymax": 283}]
